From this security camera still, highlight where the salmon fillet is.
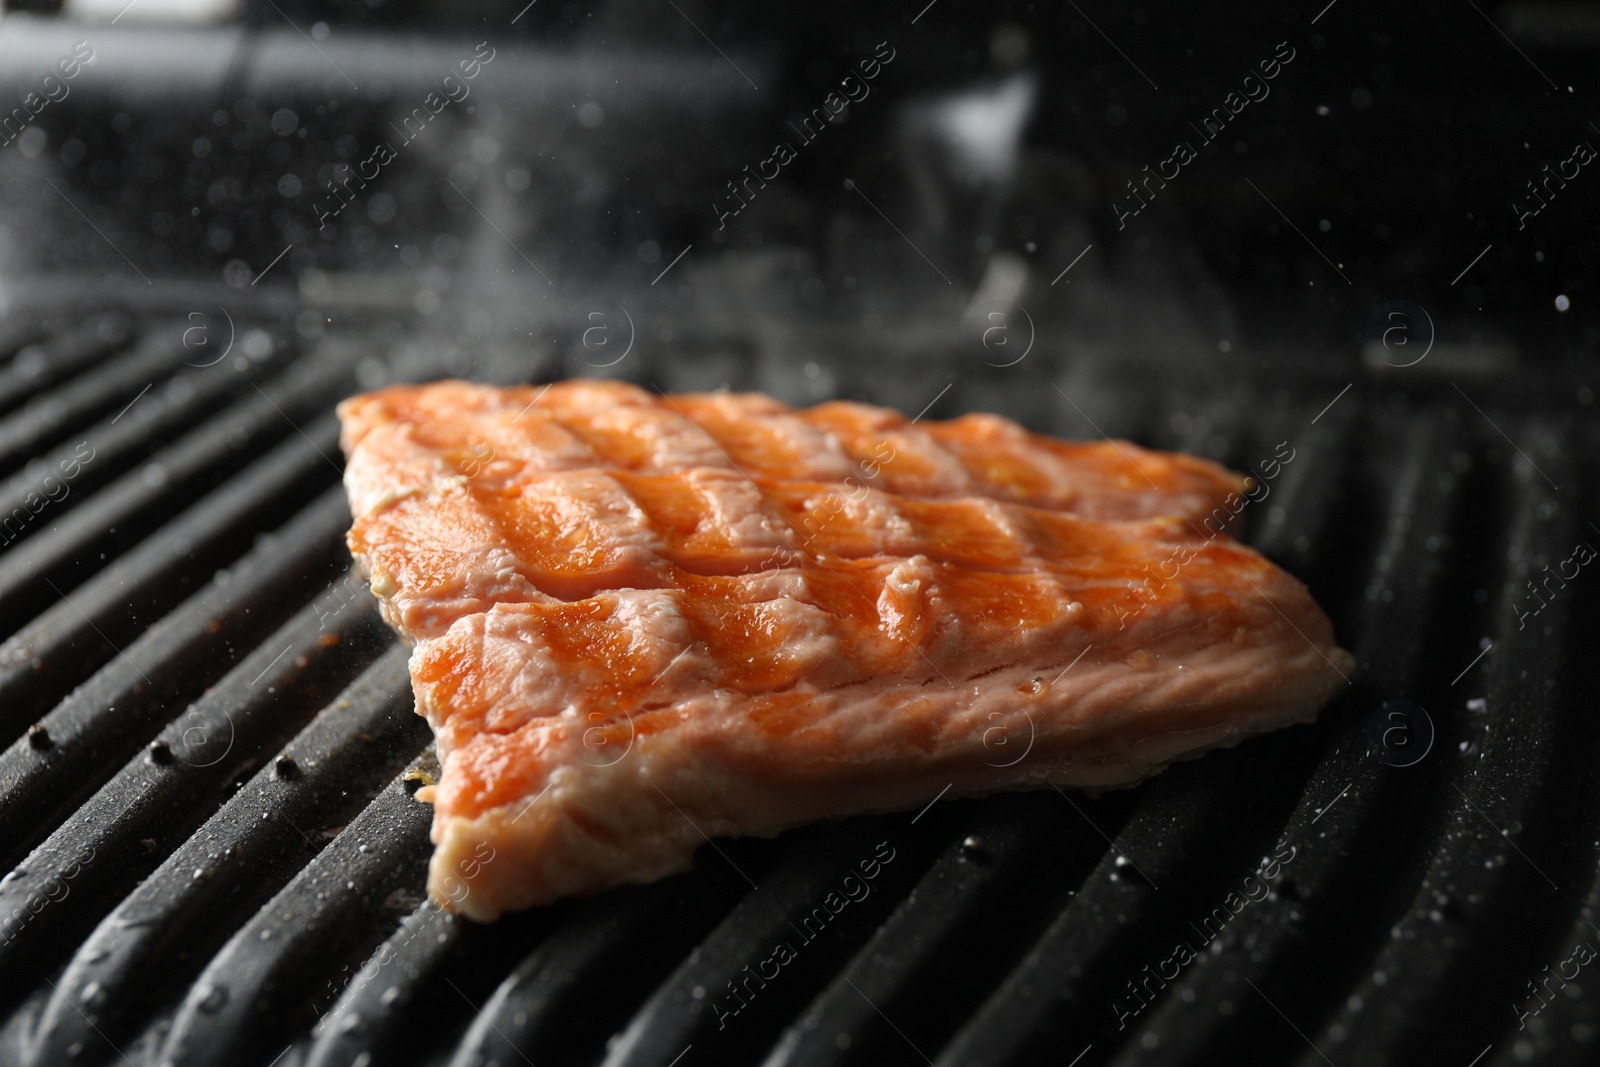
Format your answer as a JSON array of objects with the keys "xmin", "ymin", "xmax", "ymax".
[{"xmin": 338, "ymin": 379, "xmax": 1353, "ymax": 920}]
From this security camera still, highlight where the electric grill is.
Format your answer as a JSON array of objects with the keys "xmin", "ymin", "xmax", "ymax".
[{"xmin": 0, "ymin": 1, "xmax": 1597, "ymax": 1064}]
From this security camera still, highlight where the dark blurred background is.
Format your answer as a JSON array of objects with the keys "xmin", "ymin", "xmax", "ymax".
[{"xmin": 0, "ymin": 0, "xmax": 1594, "ymax": 420}]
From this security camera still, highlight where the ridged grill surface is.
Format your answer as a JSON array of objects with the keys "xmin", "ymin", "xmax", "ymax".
[{"xmin": 0, "ymin": 311, "xmax": 1591, "ymax": 1067}]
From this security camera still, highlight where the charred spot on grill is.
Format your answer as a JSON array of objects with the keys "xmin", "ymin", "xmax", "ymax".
[
  {"xmin": 274, "ymin": 753, "xmax": 300, "ymax": 779},
  {"xmin": 26, "ymin": 723, "xmax": 51, "ymax": 750},
  {"xmin": 148, "ymin": 739, "xmax": 175, "ymax": 764}
]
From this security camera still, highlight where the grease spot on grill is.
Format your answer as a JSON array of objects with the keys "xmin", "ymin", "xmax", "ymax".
[
  {"xmin": 148, "ymin": 739, "xmax": 174, "ymax": 765},
  {"xmin": 195, "ymin": 983, "xmax": 228, "ymax": 1013},
  {"xmin": 382, "ymin": 888, "xmax": 426, "ymax": 913},
  {"xmin": 275, "ymin": 753, "xmax": 301, "ymax": 780},
  {"xmin": 27, "ymin": 723, "xmax": 51, "ymax": 750}
]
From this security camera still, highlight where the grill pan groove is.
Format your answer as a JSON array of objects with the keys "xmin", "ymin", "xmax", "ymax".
[{"xmin": 0, "ymin": 316, "xmax": 1587, "ymax": 1066}]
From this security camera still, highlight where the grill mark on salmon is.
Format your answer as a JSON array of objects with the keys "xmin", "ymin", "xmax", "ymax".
[
  {"xmin": 352, "ymin": 469, "xmax": 1245, "ymax": 628},
  {"xmin": 340, "ymin": 380, "xmax": 1246, "ymax": 523},
  {"xmin": 339, "ymin": 379, "xmax": 1353, "ymax": 919}
]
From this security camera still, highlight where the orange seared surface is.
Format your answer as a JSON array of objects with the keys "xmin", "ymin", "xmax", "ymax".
[{"xmin": 339, "ymin": 379, "xmax": 1352, "ymax": 918}]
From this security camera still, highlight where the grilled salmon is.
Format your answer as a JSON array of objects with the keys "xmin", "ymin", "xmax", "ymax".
[{"xmin": 339, "ymin": 379, "xmax": 1353, "ymax": 920}]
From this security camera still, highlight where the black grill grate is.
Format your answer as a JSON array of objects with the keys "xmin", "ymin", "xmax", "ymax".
[{"xmin": 0, "ymin": 311, "xmax": 1593, "ymax": 1067}]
